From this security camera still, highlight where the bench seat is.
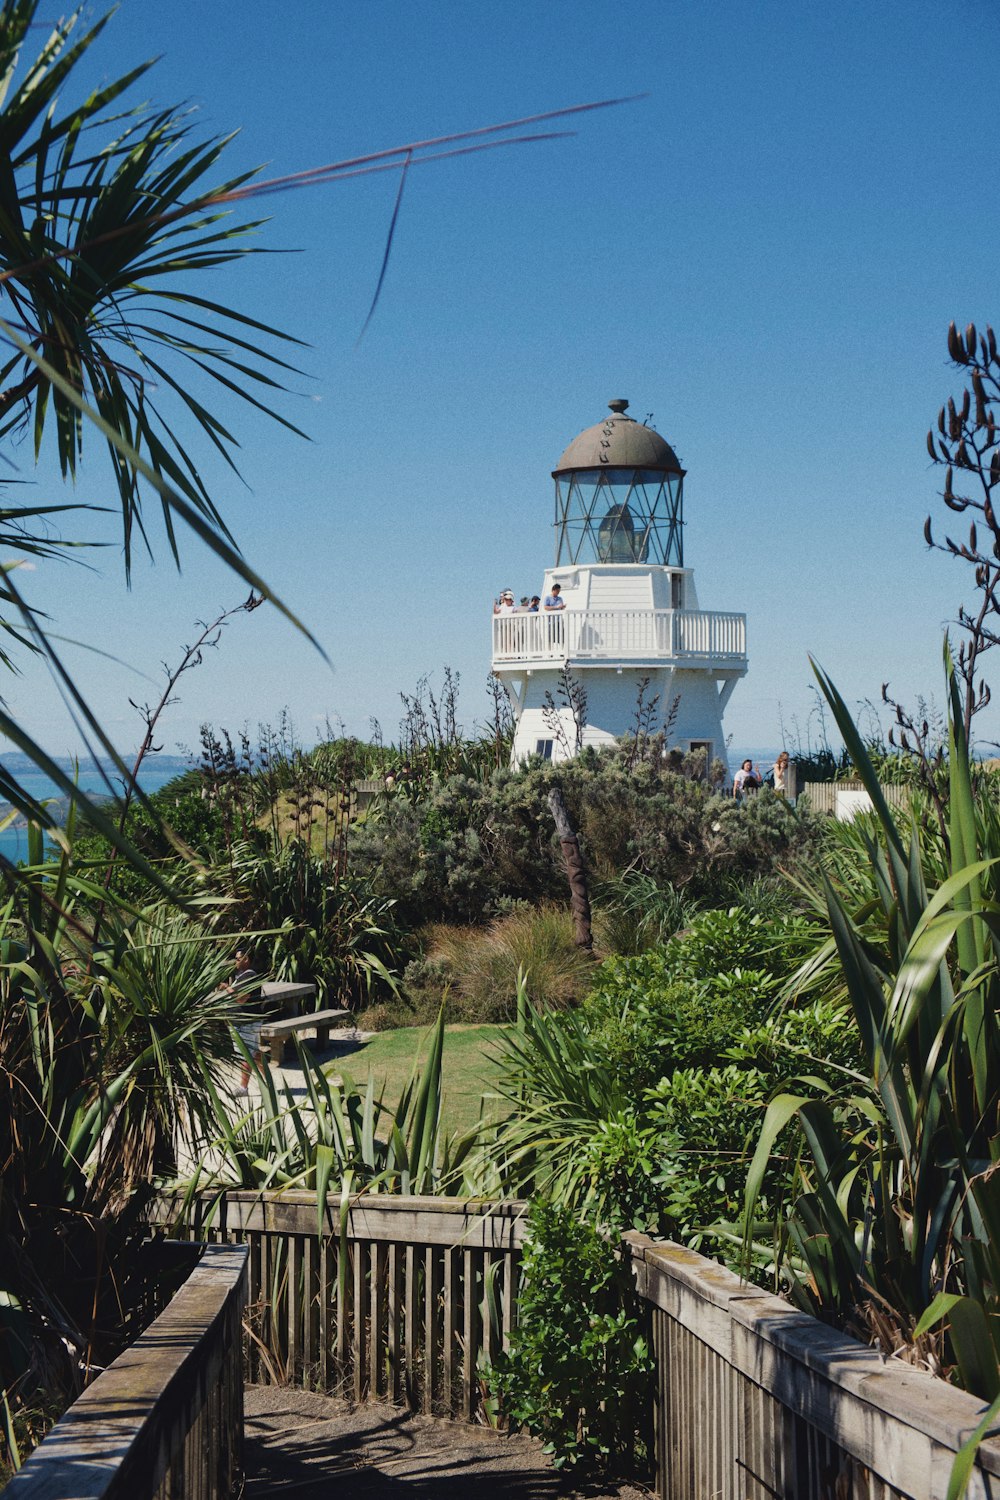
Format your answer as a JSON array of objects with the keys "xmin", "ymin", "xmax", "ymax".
[{"xmin": 260, "ymin": 1008, "xmax": 351, "ymax": 1066}]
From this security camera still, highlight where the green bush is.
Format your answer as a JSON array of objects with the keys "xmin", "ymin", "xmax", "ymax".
[
  {"xmin": 592, "ymin": 871, "xmax": 697, "ymax": 954},
  {"xmin": 647, "ymin": 1062, "xmax": 776, "ymax": 1245},
  {"xmin": 489, "ymin": 1201, "xmax": 651, "ymax": 1472},
  {"xmin": 72, "ymin": 772, "xmax": 234, "ymax": 900},
  {"xmin": 225, "ymin": 842, "xmax": 405, "ymax": 1007},
  {"xmin": 349, "ymin": 750, "xmax": 822, "ymax": 928},
  {"xmin": 579, "ymin": 907, "xmax": 820, "ymax": 1093},
  {"xmin": 481, "ymin": 907, "xmax": 852, "ymax": 1240},
  {"xmin": 583, "ymin": 969, "xmax": 779, "ymax": 1094}
]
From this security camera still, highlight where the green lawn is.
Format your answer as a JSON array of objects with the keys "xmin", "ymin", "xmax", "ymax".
[{"xmin": 329, "ymin": 1023, "xmax": 509, "ymax": 1138}]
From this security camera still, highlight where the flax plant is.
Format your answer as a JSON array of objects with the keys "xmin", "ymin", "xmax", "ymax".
[
  {"xmin": 190, "ymin": 1005, "xmax": 469, "ymax": 1205},
  {"xmin": 0, "ymin": 832, "xmax": 247, "ymax": 1459},
  {"xmin": 0, "ymin": 0, "xmax": 309, "ymax": 845},
  {"xmin": 746, "ymin": 647, "xmax": 1000, "ymax": 1428}
]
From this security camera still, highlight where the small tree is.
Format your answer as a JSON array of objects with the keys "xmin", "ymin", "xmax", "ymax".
[
  {"xmin": 924, "ymin": 320, "xmax": 1000, "ymax": 740},
  {"xmin": 542, "ymin": 663, "xmax": 588, "ymax": 756}
]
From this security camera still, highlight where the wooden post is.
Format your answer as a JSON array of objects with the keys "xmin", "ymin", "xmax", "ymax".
[
  {"xmin": 547, "ymin": 786, "xmax": 593, "ymax": 951},
  {"xmin": 786, "ymin": 759, "xmax": 799, "ymax": 802}
]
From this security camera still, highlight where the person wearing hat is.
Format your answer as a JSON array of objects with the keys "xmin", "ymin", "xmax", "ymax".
[{"xmin": 493, "ymin": 589, "xmax": 516, "ymax": 616}]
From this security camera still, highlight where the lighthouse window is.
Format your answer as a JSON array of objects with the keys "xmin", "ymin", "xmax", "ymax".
[
  {"xmin": 688, "ymin": 741, "xmax": 713, "ymax": 776},
  {"xmin": 535, "ymin": 739, "xmax": 554, "ymax": 761}
]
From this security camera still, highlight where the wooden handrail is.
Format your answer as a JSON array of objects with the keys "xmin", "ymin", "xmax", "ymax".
[
  {"xmin": 7, "ymin": 1244, "xmax": 247, "ymax": 1500},
  {"xmin": 152, "ymin": 1191, "xmax": 527, "ymax": 1420},
  {"xmin": 626, "ymin": 1234, "xmax": 1000, "ymax": 1500},
  {"xmin": 156, "ymin": 1189, "xmax": 528, "ymax": 1249}
]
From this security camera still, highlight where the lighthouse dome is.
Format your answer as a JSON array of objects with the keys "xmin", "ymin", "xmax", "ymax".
[{"xmin": 553, "ymin": 398, "xmax": 683, "ymax": 475}]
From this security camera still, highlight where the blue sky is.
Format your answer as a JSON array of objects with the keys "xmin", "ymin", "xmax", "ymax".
[{"xmin": 6, "ymin": 0, "xmax": 1000, "ymax": 763}]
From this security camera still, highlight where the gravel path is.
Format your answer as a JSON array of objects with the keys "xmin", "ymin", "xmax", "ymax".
[{"xmin": 244, "ymin": 1387, "xmax": 652, "ymax": 1499}]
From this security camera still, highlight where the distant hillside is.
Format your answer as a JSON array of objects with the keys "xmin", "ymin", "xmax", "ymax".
[{"xmin": 0, "ymin": 752, "xmax": 190, "ymax": 776}]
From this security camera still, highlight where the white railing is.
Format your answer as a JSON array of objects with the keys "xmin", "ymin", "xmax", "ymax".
[{"xmin": 492, "ymin": 608, "xmax": 747, "ymax": 666}]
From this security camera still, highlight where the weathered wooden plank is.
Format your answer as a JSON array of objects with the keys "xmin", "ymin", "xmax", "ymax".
[
  {"xmin": 317, "ymin": 1236, "xmax": 329, "ymax": 1390},
  {"xmin": 403, "ymin": 1244, "xmax": 417, "ymax": 1408},
  {"xmin": 462, "ymin": 1249, "xmax": 476, "ymax": 1421},
  {"xmin": 303, "ymin": 1233, "xmax": 318, "ymax": 1381},
  {"xmin": 352, "ymin": 1240, "xmax": 367, "ymax": 1402},
  {"xmin": 6, "ymin": 1246, "xmax": 246, "ymax": 1500},
  {"xmin": 629, "ymin": 1236, "xmax": 1000, "ymax": 1500},
  {"xmin": 628, "ymin": 1234, "xmax": 1000, "ymax": 1498},
  {"xmin": 288, "ymin": 1233, "xmax": 303, "ymax": 1382},
  {"xmin": 387, "ymin": 1242, "xmax": 400, "ymax": 1404},
  {"xmin": 501, "ymin": 1251, "xmax": 514, "ymax": 1355},
  {"xmin": 424, "ymin": 1246, "xmax": 439, "ymax": 1415},
  {"xmin": 443, "ymin": 1246, "xmax": 455, "ymax": 1416},
  {"xmin": 370, "ymin": 1241, "xmax": 386, "ymax": 1400},
  {"xmin": 153, "ymin": 1192, "xmax": 528, "ymax": 1248},
  {"xmin": 335, "ymin": 1238, "xmax": 348, "ymax": 1395}
]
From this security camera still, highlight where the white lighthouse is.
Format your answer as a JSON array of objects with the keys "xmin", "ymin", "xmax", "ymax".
[{"xmin": 492, "ymin": 399, "xmax": 747, "ymax": 772}]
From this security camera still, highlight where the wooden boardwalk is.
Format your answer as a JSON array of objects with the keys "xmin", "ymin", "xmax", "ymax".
[{"xmin": 244, "ymin": 1387, "xmax": 649, "ymax": 1499}]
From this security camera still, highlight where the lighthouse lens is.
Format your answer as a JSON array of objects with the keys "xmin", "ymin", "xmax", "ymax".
[{"xmin": 598, "ymin": 502, "xmax": 639, "ymax": 562}]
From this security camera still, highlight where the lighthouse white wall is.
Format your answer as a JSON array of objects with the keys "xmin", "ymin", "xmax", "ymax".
[
  {"xmin": 540, "ymin": 563, "xmax": 694, "ymax": 611},
  {"xmin": 509, "ymin": 663, "xmax": 733, "ymax": 774},
  {"xmin": 498, "ymin": 563, "xmax": 738, "ymax": 773}
]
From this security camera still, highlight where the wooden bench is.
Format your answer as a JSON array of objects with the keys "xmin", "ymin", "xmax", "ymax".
[{"xmin": 260, "ymin": 1008, "xmax": 351, "ymax": 1067}]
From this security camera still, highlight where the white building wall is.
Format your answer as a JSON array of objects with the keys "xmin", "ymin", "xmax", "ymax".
[{"xmin": 510, "ymin": 664, "xmax": 731, "ymax": 774}]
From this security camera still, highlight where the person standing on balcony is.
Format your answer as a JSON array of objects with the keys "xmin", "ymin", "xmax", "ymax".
[
  {"xmin": 528, "ymin": 595, "xmax": 540, "ymax": 612},
  {"xmin": 543, "ymin": 582, "xmax": 565, "ymax": 646},
  {"xmin": 494, "ymin": 589, "xmax": 516, "ymax": 615}
]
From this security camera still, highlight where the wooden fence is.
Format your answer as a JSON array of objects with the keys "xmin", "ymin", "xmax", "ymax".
[
  {"xmin": 156, "ymin": 1191, "xmax": 527, "ymax": 1422},
  {"xmin": 626, "ymin": 1234, "xmax": 1000, "ymax": 1500},
  {"xmin": 801, "ymin": 779, "xmax": 910, "ymax": 818},
  {"xmin": 7, "ymin": 1243, "xmax": 247, "ymax": 1500}
]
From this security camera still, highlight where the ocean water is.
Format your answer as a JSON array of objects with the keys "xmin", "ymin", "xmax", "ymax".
[{"xmin": 0, "ymin": 762, "xmax": 183, "ymax": 865}]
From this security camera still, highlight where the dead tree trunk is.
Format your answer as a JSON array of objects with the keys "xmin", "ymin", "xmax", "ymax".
[{"xmin": 547, "ymin": 786, "xmax": 593, "ymax": 952}]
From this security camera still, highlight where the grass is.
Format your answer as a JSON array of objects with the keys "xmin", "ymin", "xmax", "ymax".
[
  {"xmin": 423, "ymin": 906, "xmax": 597, "ymax": 1021},
  {"xmin": 329, "ymin": 1023, "xmax": 509, "ymax": 1139}
]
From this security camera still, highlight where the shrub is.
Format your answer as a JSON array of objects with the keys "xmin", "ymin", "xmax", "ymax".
[
  {"xmin": 489, "ymin": 1201, "xmax": 651, "ymax": 1472},
  {"xmin": 481, "ymin": 905, "xmax": 846, "ymax": 1237},
  {"xmin": 349, "ymin": 750, "xmax": 823, "ymax": 927},
  {"xmin": 579, "ymin": 908, "xmax": 821, "ymax": 1090},
  {"xmin": 583, "ymin": 968, "xmax": 780, "ymax": 1094},
  {"xmin": 225, "ymin": 841, "xmax": 405, "ymax": 1008},
  {"xmin": 647, "ymin": 1062, "xmax": 777, "ymax": 1247},
  {"xmin": 419, "ymin": 906, "xmax": 596, "ymax": 1020}
]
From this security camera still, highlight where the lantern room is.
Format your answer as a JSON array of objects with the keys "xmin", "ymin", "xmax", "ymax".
[{"xmin": 552, "ymin": 398, "xmax": 685, "ymax": 567}]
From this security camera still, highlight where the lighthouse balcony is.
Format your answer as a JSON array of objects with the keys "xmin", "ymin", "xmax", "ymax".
[{"xmin": 492, "ymin": 608, "xmax": 747, "ymax": 669}]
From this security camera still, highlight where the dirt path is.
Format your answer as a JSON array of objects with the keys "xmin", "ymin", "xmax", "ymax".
[{"xmin": 245, "ymin": 1387, "xmax": 651, "ymax": 1499}]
